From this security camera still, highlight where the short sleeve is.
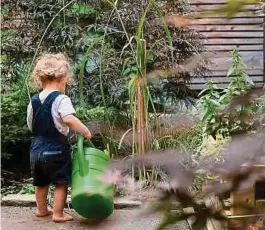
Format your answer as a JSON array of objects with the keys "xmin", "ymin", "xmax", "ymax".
[
  {"xmin": 27, "ymin": 102, "xmax": 33, "ymax": 131},
  {"xmin": 57, "ymin": 96, "xmax": 76, "ymax": 118}
]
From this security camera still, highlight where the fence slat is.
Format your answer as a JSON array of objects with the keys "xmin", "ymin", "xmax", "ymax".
[
  {"xmin": 206, "ymin": 69, "xmax": 264, "ymax": 76},
  {"xmin": 189, "ymin": 25, "xmax": 263, "ymax": 32},
  {"xmin": 190, "ymin": 76, "xmax": 264, "ymax": 84},
  {"xmin": 200, "ymin": 31, "xmax": 263, "ymax": 38},
  {"xmin": 188, "ymin": 0, "xmax": 264, "ymax": 88},
  {"xmin": 205, "ymin": 44, "xmax": 264, "ymax": 51},
  {"xmin": 192, "ymin": 17, "xmax": 264, "ymax": 25},
  {"xmin": 189, "ymin": 82, "xmax": 264, "ymax": 90},
  {"xmin": 190, "ymin": 4, "xmax": 260, "ymax": 12},
  {"xmin": 205, "ymin": 38, "xmax": 263, "ymax": 45},
  {"xmin": 190, "ymin": 0, "xmax": 251, "ymax": 4}
]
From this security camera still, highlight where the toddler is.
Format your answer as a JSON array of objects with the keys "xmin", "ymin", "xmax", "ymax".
[{"xmin": 27, "ymin": 53, "xmax": 91, "ymax": 222}]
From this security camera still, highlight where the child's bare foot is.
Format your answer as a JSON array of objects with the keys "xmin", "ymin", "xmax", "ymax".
[
  {"xmin": 52, "ymin": 213, "xmax": 73, "ymax": 223},
  {"xmin": 36, "ymin": 208, "xmax": 53, "ymax": 217}
]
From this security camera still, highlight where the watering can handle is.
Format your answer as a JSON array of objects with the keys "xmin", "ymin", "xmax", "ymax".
[
  {"xmin": 77, "ymin": 135, "xmax": 90, "ymax": 176},
  {"xmin": 84, "ymin": 139, "xmax": 95, "ymax": 148}
]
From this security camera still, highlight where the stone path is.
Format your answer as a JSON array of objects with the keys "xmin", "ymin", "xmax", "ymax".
[{"xmin": 1, "ymin": 207, "xmax": 190, "ymax": 230}]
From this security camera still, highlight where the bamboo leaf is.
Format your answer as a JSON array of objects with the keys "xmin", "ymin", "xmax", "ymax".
[
  {"xmin": 128, "ymin": 74, "xmax": 138, "ymax": 110},
  {"xmin": 152, "ymin": 0, "xmax": 174, "ymax": 61},
  {"xmin": 136, "ymin": 1, "xmax": 152, "ymax": 39}
]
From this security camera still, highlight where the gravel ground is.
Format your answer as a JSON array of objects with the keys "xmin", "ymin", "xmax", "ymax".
[{"xmin": 1, "ymin": 206, "xmax": 190, "ymax": 230}]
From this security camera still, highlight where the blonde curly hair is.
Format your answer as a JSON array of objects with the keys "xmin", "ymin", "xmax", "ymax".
[{"xmin": 32, "ymin": 53, "xmax": 72, "ymax": 87}]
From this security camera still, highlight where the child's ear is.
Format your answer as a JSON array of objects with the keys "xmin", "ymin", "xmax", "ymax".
[{"xmin": 62, "ymin": 75, "xmax": 69, "ymax": 84}]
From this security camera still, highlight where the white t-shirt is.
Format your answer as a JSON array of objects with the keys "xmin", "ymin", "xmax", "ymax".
[{"xmin": 27, "ymin": 90, "xmax": 76, "ymax": 136}]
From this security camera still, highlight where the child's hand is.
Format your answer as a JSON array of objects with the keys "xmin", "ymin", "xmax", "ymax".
[{"xmin": 84, "ymin": 130, "xmax": 92, "ymax": 140}]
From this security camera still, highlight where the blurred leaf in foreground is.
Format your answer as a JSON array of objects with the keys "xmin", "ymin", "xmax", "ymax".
[{"xmin": 197, "ymin": 0, "xmax": 259, "ymax": 18}]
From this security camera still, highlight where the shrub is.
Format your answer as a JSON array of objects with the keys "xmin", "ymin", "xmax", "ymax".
[{"xmin": 198, "ymin": 49, "xmax": 258, "ymax": 138}]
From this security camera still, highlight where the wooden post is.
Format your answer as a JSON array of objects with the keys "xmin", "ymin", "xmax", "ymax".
[
  {"xmin": 205, "ymin": 196, "xmax": 227, "ymax": 230},
  {"xmin": 262, "ymin": 2, "xmax": 265, "ymax": 85},
  {"xmin": 228, "ymin": 164, "xmax": 265, "ymax": 228},
  {"xmin": 230, "ymin": 187, "xmax": 255, "ymax": 216}
]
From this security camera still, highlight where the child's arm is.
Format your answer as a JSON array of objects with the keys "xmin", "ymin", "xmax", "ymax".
[
  {"xmin": 62, "ymin": 115, "xmax": 92, "ymax": 139},
  {"xmin": 57, "ymin": 96, "xmax": 91, "ymax": 139}
]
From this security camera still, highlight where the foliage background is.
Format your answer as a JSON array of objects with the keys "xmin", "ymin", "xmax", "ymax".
[
  {"xmin": 2, "ymin": 0, "xmax": 264, "ymax": 195},
  {"xmin": 1, "ymin": 0, "xmax": 206, "ymax": 175}
]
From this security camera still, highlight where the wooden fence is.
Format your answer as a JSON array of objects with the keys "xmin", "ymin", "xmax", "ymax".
[{"xmin": 188, "ymin": 0, "xmax": 264, "ymax": 90}]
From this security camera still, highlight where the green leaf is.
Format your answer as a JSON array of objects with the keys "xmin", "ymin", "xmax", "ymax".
[
  {"xmin": 227, "ymin": 66, "xmax": 234, "ymax": 77},
  {"xmin": 128, "ymin": 74, "xmax": 137, "ymax": 108},
  {"xmin": 70, "ymin": 3, "xmax": 97, "ymax": 17},
  {"xmin": 85, "ymin": 57, "xmax": 98, "ymax": 73},
  {"xmin": 199, "ymin": 87, "xmax": 210, "ymax": 96},
  {"xmin": 210, "ymin": 99, "xmax": 220, "ymax": 106},
  {"xmin": 244, "ymin": 74, "xmax": 254, "ymax": 86},
  {"xmin": 122, "ymin": 68, "xmax": 132, "ymax": 76},
  {"xmin": 146, "ymin": 50, "xmax": 155, "ymax": 63},
  {"xmin": 136, "ymin": 1, "xmax": 151, "ymax": 39}
]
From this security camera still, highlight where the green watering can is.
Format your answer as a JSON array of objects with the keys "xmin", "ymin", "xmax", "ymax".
[{"xmin": 71, "ymin": 135, "xmax": 114, "ymax": 219}]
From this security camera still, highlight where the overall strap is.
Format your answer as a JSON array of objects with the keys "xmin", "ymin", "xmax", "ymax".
[
  {"xmin": 42, "ymin": 91, "xmax": 61, "ymax": 108},
  {"xmin": 31, "ymin": 94, "xmax": 42, "ymax": 111},
  {"xmin": 31, "ymin": 91, "xmax": 61, "ymax": 111},
  {"xmin": 31, "ymin": 91, "xmax": 62, "ymax": 138}
]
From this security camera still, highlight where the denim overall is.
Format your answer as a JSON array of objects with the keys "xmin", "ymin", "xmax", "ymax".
[{"xmin": 30, "ymin": 91, "xmax": 71, "ymax": 186}]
